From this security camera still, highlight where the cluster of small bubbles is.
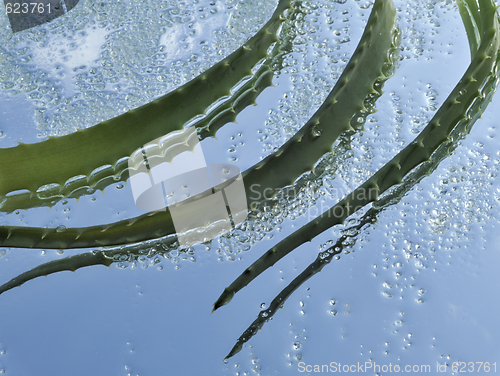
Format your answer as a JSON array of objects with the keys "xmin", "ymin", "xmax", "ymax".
[
  {"xmin": 100, "ymin": 236, "xmax": 203, "ymax": 271},
  {"xmin": 418, "ymin": 153, "xmax": 499, "ymax": 257},
  {"xmin": 217, "ymin": 173, "xmax": 340, "ymax": 258},
  {"xmin": 262, "ymin": 0, "xmax": 360, "ymax": 151},
  {"xmin": 396, "ymin": 0, "xmax": 452, "ymax": 61},
  {"xmin": 222, "ymin": 0, "xmax": 276, "ymax": 36},
  {"xmin": 0, "ymin": 0, "xmax": 278, "ymax": 141},
  {"xmin": 356, "ymin": 0, "xmax": 375, "ymax": 10},
  {"xmin": 424, "ymin": 86, "xmax": 439, "ymax": 112}
]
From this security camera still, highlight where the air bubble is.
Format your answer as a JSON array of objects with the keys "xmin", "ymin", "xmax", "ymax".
[{"xmin": 311, "ymin": 125, "xmax": 322, "ymax": 137}]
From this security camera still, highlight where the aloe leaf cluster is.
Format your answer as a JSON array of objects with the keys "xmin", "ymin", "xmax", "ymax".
[
  {"xmin": 0, "ymin": 0, "xmax": 399, "ymax": 292},
  {"xmin": 0, "ymin": 0, "xmax": 499, "ymax": 363},
  {"xmin": 213, "ymin": 0, "xmax": 500, "ymax": 359},
  {"xmin": 0, "ymin": 0, "xmax": 398, "ymax": 249}
]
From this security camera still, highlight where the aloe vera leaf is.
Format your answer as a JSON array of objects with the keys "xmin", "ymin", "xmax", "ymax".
[
  {"xmin": 0, "ymin": 64, "xmax": 273, "ymax": 213},
  {"xmin": 0, "ymin": 240, "xmax": 169, "ymax": 296},
  {"xmin": 0, "ymin": 0, "xmax": 295, "ymax": 212},
  {"xmin": 242, "ymin": 0, "xmax": 398, "ymax": 206},
  {"xmin": 0, "ymin": 0, "xmax": 398, "ymax": 250},
  {"xmin": 212, "ymin": 0, "xmax": 500, "ymax": 313},
  {"xmin": 0, "ymin": 251, "xmax": 114, "ymax": 296},
  {"xmin": 458, "ymin": 0, "xmax": 481, "ymax": 56},
  {"xmin": 0, "ymin": 236, "xmax": 172, "ymax": 295}
]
